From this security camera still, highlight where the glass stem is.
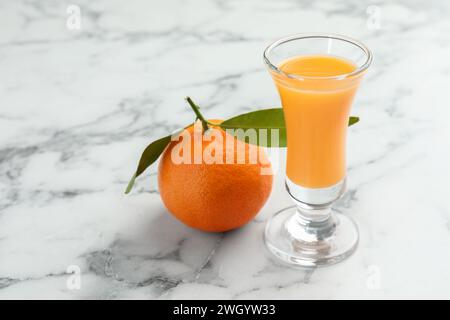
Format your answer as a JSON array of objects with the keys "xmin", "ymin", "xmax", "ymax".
[{"xmin": 285, "ymin": 203, "xmax": 336, "ymax": 242}]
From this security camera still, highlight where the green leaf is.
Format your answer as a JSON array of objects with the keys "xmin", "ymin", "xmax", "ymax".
[
  {"xmin": 348, "ymin": 116, "xmax": 359, "ymax": 126},
  {"xmin": 125, "ymin": 135, "xmax": 172, "ymax": 194},
  {"xmin": 220, "ymin": 108, "xmax": 286, "ymax": 147},
  {"xmin": 220, "ymin": 108, "xmax": 359, "ymax": 148}
]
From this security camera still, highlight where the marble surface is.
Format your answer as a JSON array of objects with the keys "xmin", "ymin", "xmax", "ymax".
[{"xmin": 1, "ymin": 0, "xmax": 450, "ymax": 299}]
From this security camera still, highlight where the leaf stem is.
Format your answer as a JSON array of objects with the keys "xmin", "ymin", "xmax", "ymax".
[{"xmin": 185, "ymin": 97, "xmax": 209, "ymax": 131}]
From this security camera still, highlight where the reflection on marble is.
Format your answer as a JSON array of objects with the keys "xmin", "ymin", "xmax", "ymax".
[{"xmin": 1, "ymin": 0, "xmax": 450, "ymax": 299}]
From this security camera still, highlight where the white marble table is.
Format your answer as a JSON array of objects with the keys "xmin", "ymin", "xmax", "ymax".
[{"xmin": 1, "ymin": 0, "xmax": 450, "ymax": 299}]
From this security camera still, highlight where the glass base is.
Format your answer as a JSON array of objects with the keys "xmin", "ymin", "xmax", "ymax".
[{"xmin": 264, "ymin": 206, "xmax": 359, "ymax": 267}]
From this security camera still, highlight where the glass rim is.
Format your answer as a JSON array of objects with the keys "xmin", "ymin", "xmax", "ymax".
[{"xmin": 263, "ymin": 33, "xmax": 373, "ymax": 81}]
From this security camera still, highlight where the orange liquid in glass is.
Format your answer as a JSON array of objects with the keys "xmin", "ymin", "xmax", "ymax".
[{"xmin": 275, "ymin": 55, "xmax": 360, "ymax": 188}]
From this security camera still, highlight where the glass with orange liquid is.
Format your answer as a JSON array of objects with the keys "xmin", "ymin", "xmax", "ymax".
[{"xmin": 263, "ymin": 34, "xmax": 372, "ymax": 267}]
